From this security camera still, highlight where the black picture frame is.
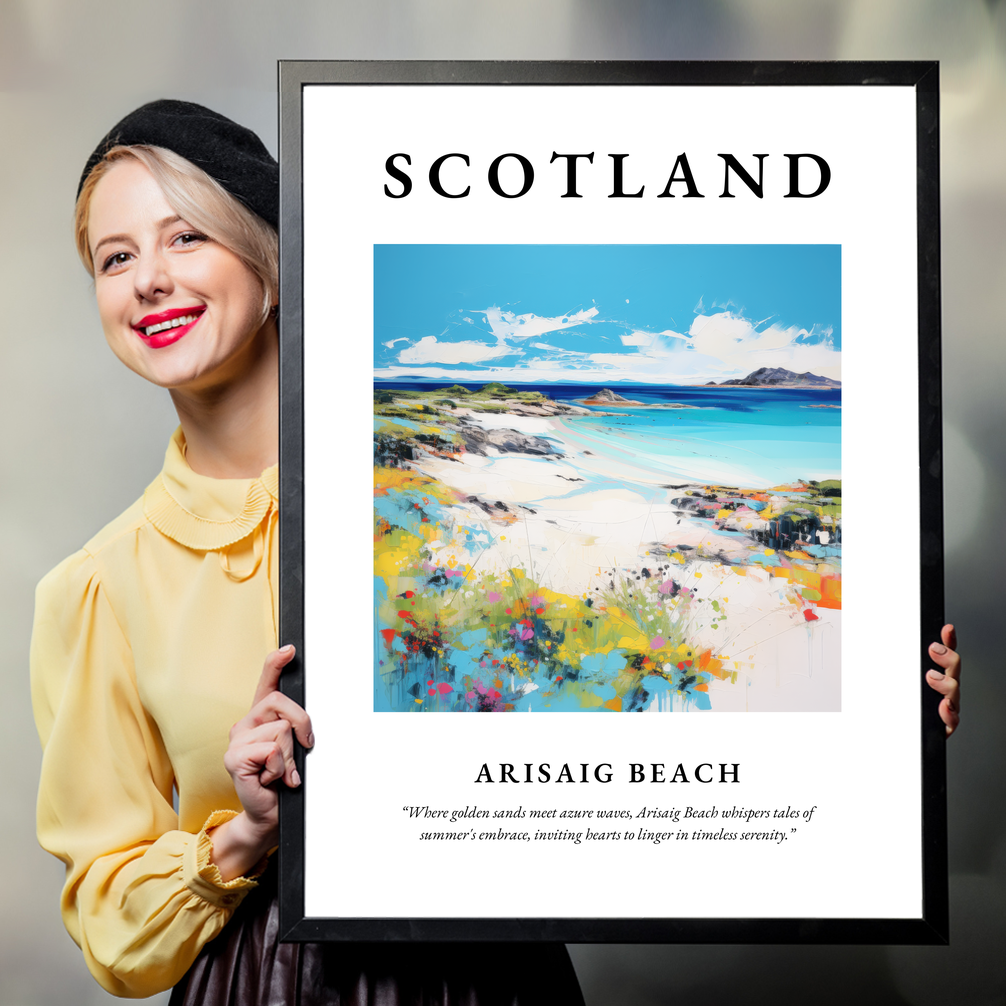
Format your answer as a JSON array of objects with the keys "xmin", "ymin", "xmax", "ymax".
[{"xmin": 277, "ymin": 60, "xmax": 945, "ymax": 944}]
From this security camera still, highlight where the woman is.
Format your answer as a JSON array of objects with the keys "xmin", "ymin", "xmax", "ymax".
[
  {"xmin": 33, "ymin": 99, "xmax": 962, "ymax": 1003},
  {"xmin": 31, "ymin": 100, "xmax": 586, "ymax": 1003}
]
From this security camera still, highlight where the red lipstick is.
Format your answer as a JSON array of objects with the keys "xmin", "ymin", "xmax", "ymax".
[{"xmin": 132, "ymin": 306, "xmax": 205, "ymax": 349}]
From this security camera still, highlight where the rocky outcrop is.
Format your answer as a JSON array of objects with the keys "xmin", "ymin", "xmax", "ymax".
[
  {"xmin": 497, "ymin": 400, "xmax": 593, "ymax": 417},
  {"xmin": 582, "ymin": 388, "xmax": 645, "ymax": 405},
  {"xmin": 460, "ymin": 426, "xmax": 562, "ymax": 457},
  {"xmin": 580, "ymin": 388, "xmax": 696, "ymax": 409}
]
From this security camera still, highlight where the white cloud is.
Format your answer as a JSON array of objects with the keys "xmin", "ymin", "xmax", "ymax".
[
  {"xmin": 619, "ymin": 329, "xmax": 689, "ymax": 352},
  {"xmin": 619, "ymin": 331, "xmax": 650, "ymax": 348},
  {"xmin": 396, "ymin": 336, "xmax": 516, "ymax": 365},
  {"xmin": 394, "ymin": 304, "xmax": 599, "ymax": 368},
  {"xmin": 382, "ymin": 337, "xmax": 409, "ymax": 349},
  {"xmin": 687, "ymin": 312, "xmax": 840, "ymax": 379},
  {"xmin": 382, "ymin": 309, "xmax": 840, "ymax": 385},
  {"xmin": 530, "ymin": 341, "xmax": 591, "ymax": 357},
  {"xmin": 588, "ymin": 313, "xmax": 840, "ymax": 382},
  {"xmin": 477, "ymin": 305, "xmax": 599, "ymax": 342}
]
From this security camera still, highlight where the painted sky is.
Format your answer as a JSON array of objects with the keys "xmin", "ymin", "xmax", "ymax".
[{"xmin": 374, "ymin": 245, "xmax": 841, "ymax": 385}]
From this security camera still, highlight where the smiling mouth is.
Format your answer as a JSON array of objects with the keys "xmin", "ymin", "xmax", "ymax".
[
  {"xmin": 135, "ymin": 307, "xmax": 205, "ymax": 338},
  {"xmin": 143, "ymin": 313, "xmax": 198, "ymax": 337},
  {"xmin": 131, "ymin": 307, "xmax": 207, "ymax": 349}
]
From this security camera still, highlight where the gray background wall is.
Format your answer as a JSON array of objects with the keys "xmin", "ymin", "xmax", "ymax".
[{"xmin": 1, "ymin": 2, "xmax": 1003, "ymax": 1003}]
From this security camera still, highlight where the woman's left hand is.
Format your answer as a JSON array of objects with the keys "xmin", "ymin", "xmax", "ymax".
[
  {"xmin": 926, "ymin": 624, "xmax": 961, "ymax": 737},
  {"xmin": 209, "ymin": 645, "xmax": 313, "ymax": 881}
]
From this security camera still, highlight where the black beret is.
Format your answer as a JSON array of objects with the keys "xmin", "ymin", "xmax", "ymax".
[{"xmin": 78, "ymin": 99, "xmax": 278, "ymax": 228}]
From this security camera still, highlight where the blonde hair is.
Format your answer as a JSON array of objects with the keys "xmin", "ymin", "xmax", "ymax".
[{"xmin": 75, "ymin": 145, "xmax": 278, "ymax": 322}]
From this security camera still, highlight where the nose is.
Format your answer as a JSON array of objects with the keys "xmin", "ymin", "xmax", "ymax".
[{"xmin": 133, "ymin": 247, "xmax": 173, "ymax": 303}]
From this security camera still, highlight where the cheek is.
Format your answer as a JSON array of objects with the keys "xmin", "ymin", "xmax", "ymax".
[
  {"xmin": 221, "ymin": 267, "xmax": 268, "ymax": 334},
  {"xmin": 195, "ymin": 252, "xmax": 266, "ymax": 330},
  {"xmin": 94, "ymin": 285, "xmax": 133, "ymax": 346}
]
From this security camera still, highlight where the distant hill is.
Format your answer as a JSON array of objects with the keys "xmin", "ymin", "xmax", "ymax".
[{"xmin": 705, "ymin": 367, "xmax": 841, "ymax": 389}]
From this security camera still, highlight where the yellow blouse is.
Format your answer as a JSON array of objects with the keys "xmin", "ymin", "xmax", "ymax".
[{"xmin": 31, "ymin": 428, "xmax": 279, "ymax": 998}]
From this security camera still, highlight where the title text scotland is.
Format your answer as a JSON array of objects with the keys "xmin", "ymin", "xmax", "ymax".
[{"xmin": 384, "ymin": 151, "xmax": 831, "ymax": 200}]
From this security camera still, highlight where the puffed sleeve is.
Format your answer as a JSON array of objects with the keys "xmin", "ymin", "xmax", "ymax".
[{"xmin": 31, "ymin": 549, "xmax": 262, "ymax": 998}]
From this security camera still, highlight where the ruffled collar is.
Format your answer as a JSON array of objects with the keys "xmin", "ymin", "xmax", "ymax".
[{"xmin": 143, "ymin": 428, "xmax": 278, "ymax": 551}]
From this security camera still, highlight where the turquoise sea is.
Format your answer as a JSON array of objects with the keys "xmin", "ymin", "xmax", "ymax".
[{"xmin": 375, "ymin": 381, "xmax": 841, "ymax": 490}]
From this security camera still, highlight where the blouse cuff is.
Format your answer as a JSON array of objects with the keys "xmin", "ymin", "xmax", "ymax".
[{"xmin": 183, "ymin": 810, "xmax": 269, "ymax": 909}]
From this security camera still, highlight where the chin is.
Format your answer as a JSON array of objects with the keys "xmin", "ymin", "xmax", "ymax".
[
  {"xmin": 163, "ymin": 363, "xmax": 228, "ymax": 392},
  {"xmin": 110, "ymin": 321, "xmax": 271, "ymax": 393},
  {"xmin": 122, "ymin": 353, "xmax": 218, "ymax": 391}
]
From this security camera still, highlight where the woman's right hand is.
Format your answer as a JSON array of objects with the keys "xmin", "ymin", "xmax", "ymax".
[
  {"xmin": 926, "ymin": 624, "xmax": 961, "ymax": 737},
  {"xmin": 209, "ymin": 645, "xmax": 314, "ymax": 881}
]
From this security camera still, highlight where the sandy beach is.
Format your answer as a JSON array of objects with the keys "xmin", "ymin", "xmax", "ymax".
[{"xmin": 414, "ymin": 410, "xmax": 752, "ymax": 592}]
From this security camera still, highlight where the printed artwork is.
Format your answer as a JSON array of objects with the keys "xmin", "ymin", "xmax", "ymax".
[{"xmin": 373, "ymin": 245, "xmax": 841, "ymax": 712}]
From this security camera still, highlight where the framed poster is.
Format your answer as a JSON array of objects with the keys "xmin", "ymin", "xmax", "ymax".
[{"xmin": 277, "ymin": 61, "xmax": 946, "ymax": 943}]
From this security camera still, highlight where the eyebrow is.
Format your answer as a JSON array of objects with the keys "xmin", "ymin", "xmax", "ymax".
[{"xmin": 91, "ymin": 215, "xmax": 185, "ymax": 258}]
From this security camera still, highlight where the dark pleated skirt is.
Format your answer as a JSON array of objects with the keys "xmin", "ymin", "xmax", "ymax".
[{"xmin": 169, "ymin": 869, "xmax": 584, "ymax": 1006}]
